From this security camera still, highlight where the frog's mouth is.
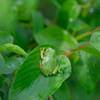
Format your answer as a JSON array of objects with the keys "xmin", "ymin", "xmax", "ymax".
[{"xmin": 39, "ymin": 47, "xmax": 71, "ymax": 77}]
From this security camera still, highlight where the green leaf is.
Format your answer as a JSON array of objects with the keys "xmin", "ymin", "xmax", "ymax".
[
  {"xmin": 82, "ymin": 31, "xmax": 100, "ymax": 57},
  {"xmin": 67, "ymin": 20, "xmax": 90, "ymax": 33},
  {"xmin": 0, "ymin": 0, "xmax": 15, "ymax": 31},
  {"xmin": 0, "ymin": 54, "xmax": 5, "ymax": 69},
  {"xmin": 0, "ymin": 56, "xmax": 24, "ymax": 75},
  {"xmin": 62, "ymin": 0, "xmax": 81, "ymax": 21},
  {"xmin": 53, "ymin": 82, "xmax": 71, "ymax": 100},
  {"xmin": 90, "ymin": 31, "xmax": 100, "ymax": 52},
  {"xmin": 73, "ymin": 51, "xmax": 96, "ymax": 92},
  {"xmin": 0, "ymin": 75, "xmax": 6, "ymax": 87},
  {"xmin": 56, "ymin": 0, "xmax": 66, "ymax": 5},
  {"xmin": 32, "ymin": 11, "xmax": 44, "ymax": 33},
  {"xmin": 79, "ymin": 51, "xmax": 95, "ymax": 92},
  {"xmin": 0, "ymin": 52, "xmax": 24, "ymax": 75},
  {"xmin": 0, "ymin": 43, "xmax": 26, "ymax": 75},
  {"xmin": 9, "ymin": 46, "xmax": 71, "ymax": 100},
  {"xmin": 34, "ymin": 26, "xmax": 78, "ymax": 51},
  {"xmin": 69, "ymin": 84, "xmax": 99, "ymax": 100},
  {"xmin": 14, "ymin": 23, "xmax": 32, "ymax": 50},
  {"xmin": 0, "ymin": 43, "xmax": 27, "ymax": 57},
  {"xmin": 15, "ymin": 0, "xmax": 38, "ymax": 20},
  {"xmin": 38, "ymin": 0, "xmax": 59, "ymax": 20},
  {"xmin": 82, "ymin": 43, "xmax": 100, "ymax": 57},
  {"xmin": 0, "ymin": 31, "xmax": 13, "ymax": 45},
  {"xmin": 84, "ymin": 53, "xmax": 100, "ymax": 83}
]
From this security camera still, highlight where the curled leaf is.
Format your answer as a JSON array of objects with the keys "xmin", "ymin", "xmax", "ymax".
[{"xmin": 0, "ymin": 43, "xmax": 27, "ymax": 57}]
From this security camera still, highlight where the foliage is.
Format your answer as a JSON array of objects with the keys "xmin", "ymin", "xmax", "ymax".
[{"xmin": 0, "ymin": 0, "xmax": 100, "ymax": 100}]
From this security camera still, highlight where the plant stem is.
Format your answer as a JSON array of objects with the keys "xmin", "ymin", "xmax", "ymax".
[
  {"xmin": 76, "ymin": 31, "xmax": 91, "ymax": 41},
  {"xmin": 64, "ymin": 42, "xmax": 90, "ymax": 57},
  {"xmin": 76, "ymin": 26, "xmax": 100, "ymax": 41},
  {"xmin": 48, "ymin": 96, "xmax": 54, "ymax": 100},
  {"xmin": 71, "ymin": 42, "xmax": 90, "ymax": 52}
]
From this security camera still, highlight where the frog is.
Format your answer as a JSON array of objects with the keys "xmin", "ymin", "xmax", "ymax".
[{"xmin": 40, "ymin": 47, "xmax": 69, "ymax": 76}]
